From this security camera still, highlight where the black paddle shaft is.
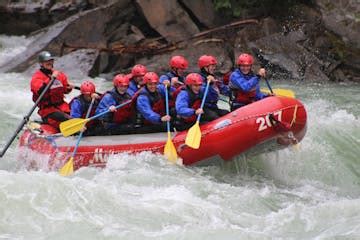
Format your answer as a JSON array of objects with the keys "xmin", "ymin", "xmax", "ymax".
[
  {"xmin": 0, "ymin": 76, "xmax": 56, "ymax": 158},
  {"xmin": 74, "ymin": 86, "xmax": 102, "ymax": 95},
  {"xmin": 264, "ymin": 78, "xmax": 274, "ymax": 94}
]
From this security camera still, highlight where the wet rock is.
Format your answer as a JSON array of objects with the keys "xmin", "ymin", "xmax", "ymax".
[
  {"xmin": 24, "ymin": 49, "xmax": 99, "ymax": 80},
  {"xmin": 0, "ymin": 1, "xmax": 130, "ymax": 74},
  {"xmin": 135, "ymin": 0, "xmax": 199, "ymax": 42},
  {"xmin": 0, "ymin": 0, "xmax": 109, "ymax": 35},
  {"xmin": 234, "ymin": 17, "xmax": 280, "ymax": 50},
  {"xmin": 249, "ymin": 31, "xmax": 329, "ymax": 82},
  {"xmin": 129, "ymin": 40, "xmax": 232, "ymax": 75},
  {"xmin": 331, "ymin": 68, "xmax": 348, "ymax": 82},
  {"xmin": 315, "ymin": 0, "xmax": 360, "ymax": 49},
  {"xmin": 181, "ymin": 0, "xmax": 217, "ymax": 28}
]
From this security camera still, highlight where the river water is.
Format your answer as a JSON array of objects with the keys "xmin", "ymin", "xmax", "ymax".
[{"xmin": 0, "ymin": 35, "xmax": 359, "ymax": 240}]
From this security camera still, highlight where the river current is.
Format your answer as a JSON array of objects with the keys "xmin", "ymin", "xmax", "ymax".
[{"xmin": 0, "ymin": 35, "xmax": 359, "ymax": 240}]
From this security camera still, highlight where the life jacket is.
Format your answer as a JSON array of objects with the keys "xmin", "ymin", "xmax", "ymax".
[
  {"xmin": 231, "ymin": 88, "xmax": 257, "ymax": 105},
  {"xmin": 138, "ymin": 88, "xmax": 165, "ymax": 125},
  {"xmin": 172, "ymin": 86, "xmax": 184, "ymax": 102},
  {"xmin": 180, "ymin": 88, "xmax": 202, "ymax": 123},
  {"xmin": 108, "ymin": 89, "xmax": 133, "ymax": 124},
  {"xmin": 162, "ymin": 72, "xmax": 184, "ymax": 108},
  {"xmin": 229, "ymin": 71, "xmax": 257, "ymax": 105},
  {"xmin": 69, "ymin": 95, "xmax": 98, "ymax": 118},
  {"xmin": 32, "ymin": 69, "xmax": 67, "ymax": 107},
  {"xmin": 69, "ymin": 95, "xmax": 99, "ymax": 128},
  {"xmin": 222, "ymin": 70, "xmax": 232, "ymax": 85},
  {"xmin": 31, "ymin": 69, "xmax": 70, "ymax": 118}
]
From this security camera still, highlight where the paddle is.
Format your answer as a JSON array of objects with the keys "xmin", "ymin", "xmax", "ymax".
[
  {"xmin": 59, "ymin": 98, "xmax": 95, "ymax": 176},
  {"xmin": 163, "ymin": 86, "xmax": 177, "ymax": 163},
  {"xmin": 0, "ymin": 76, "xmax": 56, "ymax": 158},
  {"xmin": 60, "ymin": 99, "xmax": 132, "ymax": 137},
  {"xmin": 185, "ymin": 79, "xmax": 211, "ymax": 149},
  {"xmin": 74, "ymin": 86, "xmax": 102, "ymax": 95},
  {"xmin": 264, "ymin": 78, "xmax": 274, "ymax": 94},
  {"xmin": 261, "ymin": 88, "xmax": 295, "ymax": 98},
  {"xmin": 262, "ymin": 78, "xmax": 295, "ymax": 98}
]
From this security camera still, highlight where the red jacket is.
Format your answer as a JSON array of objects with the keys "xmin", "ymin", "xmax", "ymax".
[{"xmin": 30, "ymin": 69, "xmax": 71, "ymax": 118}]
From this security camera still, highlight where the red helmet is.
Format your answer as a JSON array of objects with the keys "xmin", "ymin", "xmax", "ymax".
[
  {"xmin": 169, "ymin": 56, "xmax": 188, "ymax": 69},
  {"xmin": 198, "ymin": 55, "xmax": 217, "ymax": 68},
  {"xmin": 113, "ymin": 74, "xmax": 130, "ymax": 87},
  {"xmin": 143, "ymin": 72, "xmax": 159, "ymax": 84},
  {"xmin": 237, "ymin": 53, "xmax": 254, "ymax": 65},
  {"xmin": 131, "ymin": 64, "xmax": 147, "ymax": 77},
  {"xmin": 80, "ymin": 80, "xmax": 96, "ymax": 95},
  {"xmin": 185, "ymin": 73, "xmax": 203, "ymax": 86}
]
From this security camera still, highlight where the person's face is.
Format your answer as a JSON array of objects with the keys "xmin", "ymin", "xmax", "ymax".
[
  {"xmin": 175, "ymin": 68, "xmax": 185, "ymax": 76},
  {"xmin": 205, "ymin": 64, "xmax": 216, "ymax": 74},
  {"xmin": 41, "ymin": 60, "xmax": 54, "ymax": 70},
  {"xmin": 146, "ymin": 82, "xmax": 157, "ymax": 92},
  {"xmin": 116, "ymin": 85, "xmax": 128, "ymax": 94},
  {"xmin": 83, "ymin": 94, "xmax": 92, "ymax": 102},
  {"xmin": 190, "ymin": 84, "xmax": 202, "ymax": 94},
  {"xmin": 134, "ymin": 76, "xmax": 144, "ymax": 85},
  {"xmin": 239, "ymin": 64, "xmax": 251, "ymax": 74}
]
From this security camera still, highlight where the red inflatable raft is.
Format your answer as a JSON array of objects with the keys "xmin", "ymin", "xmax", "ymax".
[{"xmin": 18, "ymin": 96, "xmax": 307, "ymax": 171}]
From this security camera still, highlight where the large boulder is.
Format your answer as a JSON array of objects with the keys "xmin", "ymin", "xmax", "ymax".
[
  {"xmin": 127, "ymin": 40, "xmax": 232, "ymax": 76},
  {"xmin": 181, "ymin": 0, "xmax": 217, "ymax": 28},
  {"xmin": 315, "ymin": 0, "xmax": 360, "ymax": 49},
  {"xmin": 0, "ymin": 0, "xmax": 130, "ymax": 74},
  {"xmin": 0, "ymin": 0, "xmax": 91, "ymax": 35},
  {"xmin": 248, "ymin": 31, "xmax": 329, "ymax": 82},
  {"xmin": 24, "ymin": 49, "xmax": 99, "ymax": 80},
  {"xmin": 135, "ymin": 0, "xmax": 199, "ymax": 42}
]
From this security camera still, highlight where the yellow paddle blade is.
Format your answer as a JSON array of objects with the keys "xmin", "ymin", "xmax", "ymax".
[
  {"xmin": 164, "ymin": 135, "xmax": 177, "ymax": 163},
  {"xmin": 59, "ymin": 157, "xmax": 74, "ymax": 176},
  {"xmin": 60, "ymin": 118, "xmax": 88, "ymax": 137},
  {"xmin": 185, "ymin": 121, "xmax": 201, "ymax": 149},
  {"xmin": 261, "ymin": 88, "xmax": 296, "ymax": 98}
]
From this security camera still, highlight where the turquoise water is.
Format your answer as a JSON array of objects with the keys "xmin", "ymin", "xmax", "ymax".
[{"xmin": 0, "ymin": 35, "xmax": 359, "ymax": 239}]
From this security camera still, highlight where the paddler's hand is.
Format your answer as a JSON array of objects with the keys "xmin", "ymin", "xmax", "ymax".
[
  {"xmin": 161, "ymin": 115, "xmax": 171, "ymax": 122},
  {"xmin": 91, "ymin": 93, "xmax": 100, "ymax": 99},
  {"xmin": 206, "ymin": 75, "xmax": 216, "ymax": 84},
  {"xmin": 163, "ymin": 80, "xmax": 170, "ymax": 87},
  {"xmin": 65, "ymin": 80, "xmax": 75, "ymax": 91},
  {"xmin": 109, "ymin": 105, "xmax": 117, "ymax": 112},
  {"xmin": 258, "ymin": 68, "xmax": 266, "ymax": 78},
  {"xmin": 195, "ymin": 108, "xmax": 204, "ymax": 115},
  {"xmin": 171, "ymin": 77, "xmax": 181, "ymax": 86},
  {"xmin": 51, "ymin": 70, "xmax": 59, "ymax": 78},
  {"xmin": 80, "ymin": 125, "xmax": 87, "ymax": 133}
]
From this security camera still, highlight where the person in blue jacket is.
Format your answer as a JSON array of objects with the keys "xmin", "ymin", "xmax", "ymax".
[
  {"xmin": 128, "ymin": 64, "xmax": 147, "ymax": 96},
  {"xmin": 95, "ymin": 74, "xmax": 136, "ymax": 135},
  {"xmin": 175, "ymin": 73, "xmax": 219, "ymax": 131},
  {"xmin": 136, "ymin": 72, "xmax": 171, "ymax": 133},
  {"xmin": 159, "ymin": 55, "xmax": 188, "ymax": 89},
  {"xmin": 70, "ymin": 80, "xmax": 99, "ymax": 118},
  {"xmin": 198, "ymin": 55, "xmax": 229, "ymax": 117},
  {"xmin": 70, "ymin": 80, "xmax": 99, "ymax": 135},
  {"xmin": 229, "ymin": 53, "xmax": 269, "ymax": 111}
]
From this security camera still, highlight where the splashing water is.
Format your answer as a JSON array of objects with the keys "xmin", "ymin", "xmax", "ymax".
[{"xmin": 0, "ymin": 35, "xmax": 359, "ymax": 239}]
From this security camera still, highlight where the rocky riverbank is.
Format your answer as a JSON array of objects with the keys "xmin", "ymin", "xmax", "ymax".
[{"xmin": 0, "ymin": 0, "xmax": 358, "ymax": 82}]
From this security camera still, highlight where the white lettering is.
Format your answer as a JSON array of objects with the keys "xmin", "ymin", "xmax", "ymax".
[{"xmin": 256, "ymin": 110, "xmax": 283, "ymax": 132}]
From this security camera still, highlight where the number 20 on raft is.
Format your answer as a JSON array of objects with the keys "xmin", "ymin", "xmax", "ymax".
[{"xmin": 256, "ymin": 111, "xmax": 282, "ymax": 132}]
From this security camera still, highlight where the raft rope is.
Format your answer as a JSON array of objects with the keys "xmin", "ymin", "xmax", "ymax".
[{"xmin": 290, "ymin": 104, "xmax": 298, "ymax": 127}]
